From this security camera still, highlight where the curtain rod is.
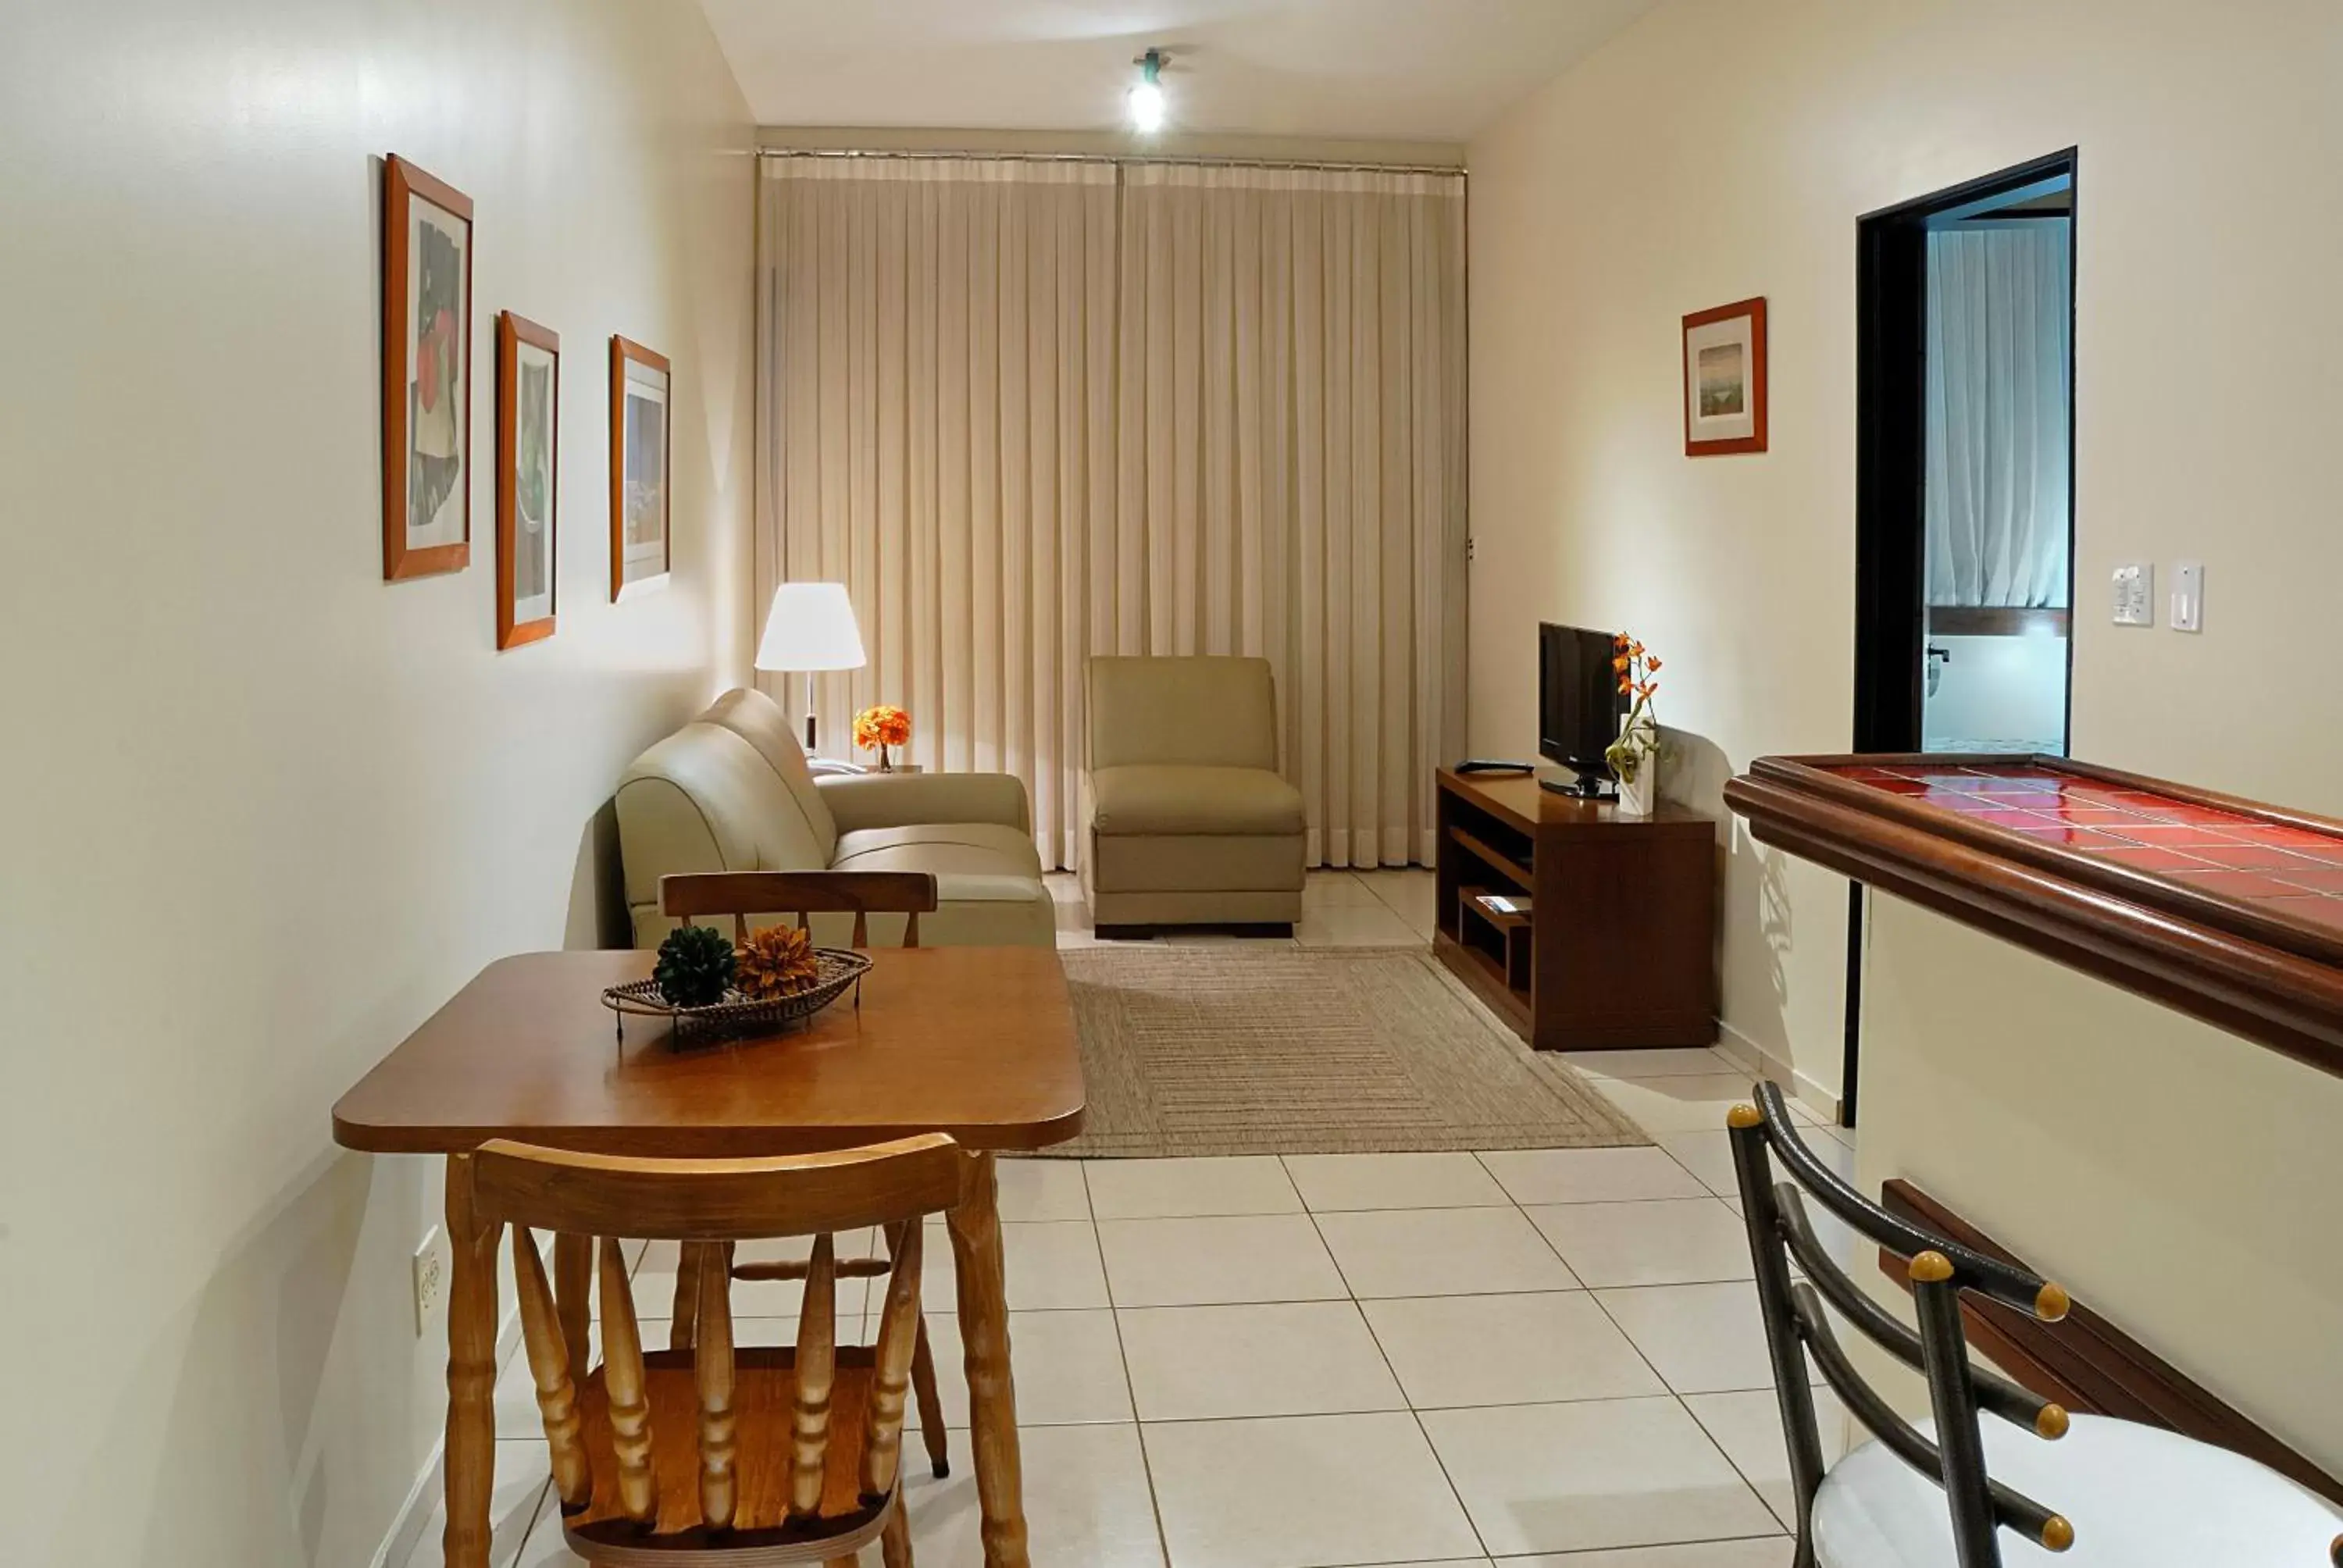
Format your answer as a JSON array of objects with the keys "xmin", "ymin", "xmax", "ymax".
[{"xmin": 756, "ymin": 147, "xmax": 1464, "ymax": 177}]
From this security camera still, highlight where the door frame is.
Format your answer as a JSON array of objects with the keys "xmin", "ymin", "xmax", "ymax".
[{"xmin": 1842, "ymin": 148, "xmax": 2081, "ymax": 1122}]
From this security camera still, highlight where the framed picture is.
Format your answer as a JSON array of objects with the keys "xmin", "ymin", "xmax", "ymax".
[
  {"xmin": 382, "ymin": 155, "xmax": 474, "ymax": 579},
  {"xmin": 608, "ymin": 336, "xmax": 671, "ymax": 601},
  {"xmin": 1682, "ymin": 297, "xmax": 1767, "ymax": 456},
  {"xmin": 496, "ymin": 313, "xmax": 559, "ymax": 648}
]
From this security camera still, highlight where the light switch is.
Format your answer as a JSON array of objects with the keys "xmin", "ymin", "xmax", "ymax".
[
  {"xmin": 2171, "ymin": 560, "xmax": 2204, "ymax": 633},
  {"xmin": 2112, "ymin": 561, "xmax": 2155, "ymax": 626}
]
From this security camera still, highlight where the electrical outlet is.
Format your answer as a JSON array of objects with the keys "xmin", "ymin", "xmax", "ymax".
[
  {"xmin": 412, "ymin": 1226, "xmax": 450, "ymax": 1336},
  {"xmin": 2112, "ymin": 561, "xmax": 2155, "ymax": 626}
]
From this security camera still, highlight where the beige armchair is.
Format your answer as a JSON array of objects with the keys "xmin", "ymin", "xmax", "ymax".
[
  {"xmin": 615, "ymin": 687, "xmax": 1055, "ymax": 949},
  {"xmin": 1081, "ymin": 656, "xmax": 1307, "ymax": 934}
]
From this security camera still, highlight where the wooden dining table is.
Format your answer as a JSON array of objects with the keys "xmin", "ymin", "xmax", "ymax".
[{"xmin": 332, "ymin": 945, "xmax": 1086, "ymax": 1568}]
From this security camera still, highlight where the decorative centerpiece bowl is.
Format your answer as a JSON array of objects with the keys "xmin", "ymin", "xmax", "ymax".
[{"xmin": 602, "ymin": 943, "xmax": 873, "ymax": 1046}]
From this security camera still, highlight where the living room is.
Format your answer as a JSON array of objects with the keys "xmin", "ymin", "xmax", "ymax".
[{"xmin": 9, "ymin": 3, "xmax": 2343, "ymax": 1567}]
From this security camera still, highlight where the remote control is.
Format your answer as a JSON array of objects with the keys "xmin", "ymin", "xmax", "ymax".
[{"xmin": 1454, "ymin": 759, "xmax": 1537, "ymax": 775}]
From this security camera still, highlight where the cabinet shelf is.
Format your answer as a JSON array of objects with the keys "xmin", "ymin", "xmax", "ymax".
[{"xmin": 1448, "ymin": 826, "xmax": 1535, "ymax": 892}]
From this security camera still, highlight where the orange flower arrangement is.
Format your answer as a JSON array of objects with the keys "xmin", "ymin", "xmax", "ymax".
[
  {"xmin": 1602, "ymin": 633, "xmax": 1664, "ymax": 787},
  {"xmin": 852, "ymin": 704, "xmax": 911, "ymax": 770},
  {"xmin": 734, "ymin": 924, "xmax": 822, "ymax": 1000}
]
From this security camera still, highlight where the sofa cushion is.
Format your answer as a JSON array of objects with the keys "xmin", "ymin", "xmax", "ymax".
[
  {"xmin": 616, "ymin": 725, "xmax": 833, "ymax": 887},
  {"xmin": 1089, "ymin": 764, "xmax": 1306, "ymax": 838},
  {"xmin": 830, "ymin": 822, "xmax": 1047, "ymax": 882},
  {"xmin": 819, "ymin": 822, "xmax": 1055, "ymax": 948},
  {"xmin": 697, "ymin": 687, "xmax": 840, "ymax": 861}
]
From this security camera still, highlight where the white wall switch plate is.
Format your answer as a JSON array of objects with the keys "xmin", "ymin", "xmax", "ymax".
[
  {"xmin": 413, "ymin": 1226, "xmax": 450, "ymax": 1337},
  {"xmin": 2171, "ymin": 560, "xmax": 2205, "ymax": 632},
  {"xmin": 2112, "ymin": 561, "xmax": 2155, "ymax": 625}
]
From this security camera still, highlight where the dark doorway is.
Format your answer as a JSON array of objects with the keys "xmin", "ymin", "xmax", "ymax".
[{"xmin": 1842, "ymin": 149, "xmax": 2081, "ymax": 1123}]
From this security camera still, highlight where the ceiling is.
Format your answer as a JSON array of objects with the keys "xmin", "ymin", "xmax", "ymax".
[{"xmin": 698, "ymin": 0, "xmax": 1655, "ymax": 144}]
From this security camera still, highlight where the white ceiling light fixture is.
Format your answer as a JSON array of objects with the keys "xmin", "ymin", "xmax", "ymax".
[{"xmin": 1125, "ymin": 47, "xmax": 1168, "ymax": 134}]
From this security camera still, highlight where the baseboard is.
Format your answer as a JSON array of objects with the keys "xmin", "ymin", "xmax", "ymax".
[
  {"xmin": 370, "ymin": 1301, "xmax": 527, "ymax": 1568},
  {"xmin": 1714, "ymin": 1019, "xmax": 1844, "ymax": 1124}
]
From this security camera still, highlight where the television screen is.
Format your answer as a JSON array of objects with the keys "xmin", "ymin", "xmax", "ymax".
[{"xmin": 1539, "ymin": 622, "xmax": 1623, "ymax": 779}]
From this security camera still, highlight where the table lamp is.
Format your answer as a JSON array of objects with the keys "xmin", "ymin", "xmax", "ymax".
[{"xmin": 754, "ymin": 581, "xmax": 868, "ymax": 750}]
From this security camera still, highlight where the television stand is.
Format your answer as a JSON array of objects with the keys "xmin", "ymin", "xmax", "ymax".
[
  {"xmin": 1435, "ymin": 767, "xmax": 1718, "ymax": 1051},
  {"xmin": 1537, "ymin": 767, "xmax": 1614, "ymax": 799}
]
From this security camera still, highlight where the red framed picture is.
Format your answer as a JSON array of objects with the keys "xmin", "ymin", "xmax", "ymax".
[
  {"xmin": 495, "ymin": 313, "xmax": 558, "ymax": 649},
  {"xmin": 608, "ymin": 336, "xmax": 671, "ymax": 602},
  {"xmin": 382, "ymin": 155, "xmax": 474, "ymax": 578},
  {"xmin": 1682, "ymin": 297, "xmax": 1767, "ymax": 456}
]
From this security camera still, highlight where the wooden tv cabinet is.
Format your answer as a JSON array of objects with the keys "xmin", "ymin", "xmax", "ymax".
[{"xmin": 1433, "ymin": 768, "xmax": 1718, "ymax": 1051}]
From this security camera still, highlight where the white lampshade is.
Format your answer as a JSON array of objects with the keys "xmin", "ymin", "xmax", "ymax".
[{"xmin": 754, "ymin": 582, "xmax": 867, "ymax": 672}]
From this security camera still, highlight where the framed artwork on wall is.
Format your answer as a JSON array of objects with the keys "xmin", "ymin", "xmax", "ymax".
[
  {"xmin": 495, "ymin": 313, "xmax": 559, "ymax": 649},
  {"xmin": 608, "ymin": 336, "xmax": 671, "ymax": 601},
  {"xmin": 382, "ymin": 155, "xmax": 474, "ymax": 579},
  {"xmin": 1682, "ymin": 296, "xmax": 1768, "ymax": 456}
]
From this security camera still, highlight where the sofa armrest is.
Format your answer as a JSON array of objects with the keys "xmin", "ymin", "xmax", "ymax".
[{"xmin": 815, "ymin": 771, "xmax": 1032, "ymax": 836}]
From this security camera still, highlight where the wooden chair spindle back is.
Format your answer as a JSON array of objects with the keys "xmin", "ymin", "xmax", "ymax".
[
  {"xmin": 659, "ymin": 870, "xmax": 939, "ymax": 950},
  {"xmin": 470, "ymin": 1135, "xmax": 964, "ymax": 1555}
]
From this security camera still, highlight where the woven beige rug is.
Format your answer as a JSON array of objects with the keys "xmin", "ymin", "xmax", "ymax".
[{"xmin": 1032, "ymin": 946, "xmax": 1649, "ymax": 1157}]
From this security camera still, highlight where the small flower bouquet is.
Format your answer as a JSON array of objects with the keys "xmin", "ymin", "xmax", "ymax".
[
  {"xmin": 1602, "ymin": 634, "xmax": 1664, "ymax": 814},
  {"xmin": 852, "ymin": 704, "xmax": 911, "ymax": 772}
]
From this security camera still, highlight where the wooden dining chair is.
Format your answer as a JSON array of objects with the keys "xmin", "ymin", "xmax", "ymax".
[
  {"xmin": 657, "ymin": 868, "xmax": 953, "ymax": 1482},
  {"xmin": 474, "ymin": 1133, "xmax": 965, "ymax": 1566},
  {"xmin": 1728, "ymin": 1082, "xmax": 2343, "ymax": 1566}
]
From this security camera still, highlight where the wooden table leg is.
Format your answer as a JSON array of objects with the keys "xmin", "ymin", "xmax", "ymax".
[
  {"xmin": 946, "ymin": 1151, "xmax": 1029, "ymax": 1568},
  {"xmin": 444, "ymin": 1154, "xmax": 502, "ymax": 1568},
  {"xmin": 553, "ymin": 1233, "xmax": 593, "ymax": 1370}
]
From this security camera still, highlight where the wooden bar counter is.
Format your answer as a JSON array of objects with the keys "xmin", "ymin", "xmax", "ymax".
[
  {"xmin": 1728, "ymin": 750, "xmax": 2343, "ymax": 1490},
  {"xmin": 1724, "ymin": 754, "xmax": 2343, "ymax": 1078}
]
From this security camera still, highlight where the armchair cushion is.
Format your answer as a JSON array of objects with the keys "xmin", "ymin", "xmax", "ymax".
[
  {"xmin": 1086, "ymin": 656, "xmax": 1280, "ymax": 772},
  {"xmin": 1089, "ymin": 764, "xmax": 1306, "ymax": 838},
  {"xmin": 816, "ymin": 771, "xmax": 1032, "ymax": 836}
]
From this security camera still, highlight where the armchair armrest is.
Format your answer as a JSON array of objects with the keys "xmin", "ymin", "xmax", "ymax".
[{"xmin": 815, "ymin": 771, "xmax": 1032, "ymax": 835}]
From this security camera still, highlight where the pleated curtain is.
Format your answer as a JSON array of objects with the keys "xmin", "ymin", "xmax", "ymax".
[
  {"xmin": 755, "ymin": 155, "xmax": 1466, "ymax": 869},
  {"xmin": 1924, "ymin": 221, "xmax": 2072, "ymax": 608}
]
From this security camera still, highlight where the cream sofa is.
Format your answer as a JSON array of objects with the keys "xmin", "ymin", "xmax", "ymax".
[
  {"xmin": 1081, "ymin": 656, "xmax": 1307, "ymax": 933},
  {"xmin": 615, "ymin": 687, "xmax": 1055, "ymax": 948}
]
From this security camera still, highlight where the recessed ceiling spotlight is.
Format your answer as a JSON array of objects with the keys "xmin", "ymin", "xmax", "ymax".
[{"xmin": 1127, "ymin": 48, "xmax": 1168, "ymax": 134}]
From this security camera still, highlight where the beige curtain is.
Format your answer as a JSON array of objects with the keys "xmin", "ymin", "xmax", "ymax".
[{"xmin": 756, "ymin": 155, "xmax": 1465, "ymax": 868}]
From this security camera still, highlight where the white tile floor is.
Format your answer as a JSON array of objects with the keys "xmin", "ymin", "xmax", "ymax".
[{"xmin": 444, "ymin": 870, "xmax": 1842, "ymax": 1568}]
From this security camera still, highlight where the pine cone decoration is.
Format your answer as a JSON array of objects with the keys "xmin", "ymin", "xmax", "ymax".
[
  {"xmin": 735, "ymin": 924, "xmax": 822, "ymax": 999},
  {"xmin": 654, "ymin": 924, "xmax": 736, "ymax": 1008}
]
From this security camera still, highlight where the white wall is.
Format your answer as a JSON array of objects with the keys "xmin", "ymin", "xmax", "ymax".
[
  {"xmin": 1471, "ymin": 0, "xmax": 2343, "ymax": 1470},
  {"xmin": 0, "ymin": 4, "xmax": 754, "ymax": 1563}
]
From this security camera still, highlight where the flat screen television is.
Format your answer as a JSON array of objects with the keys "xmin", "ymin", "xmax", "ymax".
[{"xmin": 1538, "ymin": 622, "xmax": 1624, "ymax": 796}]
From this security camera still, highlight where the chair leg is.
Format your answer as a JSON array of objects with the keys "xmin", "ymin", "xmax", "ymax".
[
  {"xmin": 881, "ymin": 1493, "xmax": 914, "ymax": 1568},
  {"xmin": 669, "ymin": 1240, "xmax": 702, "ymax": 1351},
  {"xmin": 911, "ymin": 1315, "xmax": 950, "ymax": 1477}
]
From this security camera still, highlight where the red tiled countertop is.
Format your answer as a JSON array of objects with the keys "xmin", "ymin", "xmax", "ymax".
[{"xmin": 1724, "ymin": 754, "xmax": 2343, "ymax": 1078}]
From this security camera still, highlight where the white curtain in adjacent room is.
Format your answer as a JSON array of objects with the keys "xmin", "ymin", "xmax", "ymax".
[
  {"xmin": 1924, "ymin": 220, "xmax": 2072, "ymax": 608},
  {"xmin": 756, "ymin": 155, "xmax": 1466, "ymax": 868}
]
